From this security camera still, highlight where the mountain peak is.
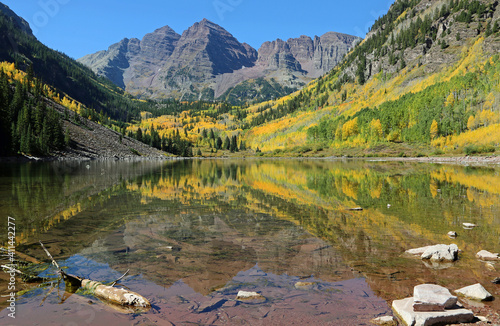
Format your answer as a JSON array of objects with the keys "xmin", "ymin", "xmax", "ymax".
[
  {"xmin": 152, "ymin": 25, "xmax": 178, "ymax": 36},
  {"xmin": 79, "ymin": 19, "xmax": 358, "ymax": 102},
  {"xmin": 0, "ymin": 2, "xmax": 33, "ymax": 36}
]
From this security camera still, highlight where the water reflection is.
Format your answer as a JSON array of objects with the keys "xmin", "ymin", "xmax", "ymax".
[{"xmin": 1, "ymin": 159, "xmax": 500, "ymax": 324}]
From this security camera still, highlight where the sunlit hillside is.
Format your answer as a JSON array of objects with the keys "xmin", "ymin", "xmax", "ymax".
[
  {"xmin": 117, "ymin": 0, "xmax": 500, "ymax": 158},
  {"xmin": 239, "ymin": 0, "xmax": 500, "ymax": 155}
]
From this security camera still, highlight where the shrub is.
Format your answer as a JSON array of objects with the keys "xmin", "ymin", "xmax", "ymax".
[{"xmin": 464, "ymin": 144, "xmax": 496, "ymax": 155}]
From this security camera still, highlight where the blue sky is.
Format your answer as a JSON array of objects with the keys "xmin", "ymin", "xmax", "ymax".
[{"xmin": 2, "ymin": 0, "xmax": 394, "ymax": 59}]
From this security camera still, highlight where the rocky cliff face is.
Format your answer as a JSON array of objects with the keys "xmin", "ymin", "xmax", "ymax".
[
  {"xmin": 257, "ymin": 32, "xmax": 359, "ymax": 77},
  {"xmin": 78, "ymin": 19, "xmax": 359, "ymax": 102},
  {"xmin": 0, "ymin": 3, "xmax": 33, "ymax": 36}
]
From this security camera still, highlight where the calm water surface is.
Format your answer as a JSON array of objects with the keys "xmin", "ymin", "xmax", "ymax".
[{"xmin": 0, "ymin": 159, "xmax": 499, "ymax": 325}]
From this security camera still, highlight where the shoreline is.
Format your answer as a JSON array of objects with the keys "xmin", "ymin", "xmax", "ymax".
[{"xmin": 2, "ymin": 154, "xmax": 500, "ymax": 166}]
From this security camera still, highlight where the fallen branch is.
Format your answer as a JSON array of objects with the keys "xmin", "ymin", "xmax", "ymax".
[
  {"xmin": 38, "ymin": 241, "xmax": 150, "ymax": 311},
  {"xmin": 110, "ymin": 269, "xmax": 129, "ymax": 287},
  {"xmin": 39, "ymin": 241, "xmax": 62, "ymax": 273}
]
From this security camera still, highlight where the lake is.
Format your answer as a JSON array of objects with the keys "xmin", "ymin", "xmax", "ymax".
[{"xmin": 0, "ymin": 159, "xmax": 499, "ymax": 325}]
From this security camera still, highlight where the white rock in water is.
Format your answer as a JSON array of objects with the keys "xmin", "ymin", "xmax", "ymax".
[
  {"xmin": 393, "ymin": 297, "xmax": 474, "ymax": 326},
  {"xmin": 413, "ymin": 284, "xmax": 457, "ymax": 311},
  {"xmin": 455, "ymin": 283, "xmax": 493, "ymax": 301},
  {"xmin": 410, "ymin": 244, "xmax": 459, "ymax": 261},
  {"xmin": 447, "ymin": 231, "xmax": 457, "ymax": 238},
  {"xmin": 236, "ymin": 291, "xmax": 264, "ymax": 300},
  {"xmin": 476, "ymin": 250, "xmax": 500, "ymax": 261},
  {"xmin": 371, "ymin": 315, "xmax": 397, "ymax": 325},
  {"xmin": 463, "ymin": 222, "xmax": 477, "ymax": 228}
]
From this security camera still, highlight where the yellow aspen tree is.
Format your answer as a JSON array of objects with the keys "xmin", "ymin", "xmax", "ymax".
[
  {"xmin": 61, "ymin": 96, "xmax": 71, "ymax": 108},
  {"xmin": 342, "ymin": 117, "xmax": 359, "ymax": 140},
  {"xmin": 467, "ymin": 115, "xmax": 476, "ymax": 130},
  {"xmin": 484, "ymin": 92, "xmax": 495, "ymax": 109},
  {"xmin": 369, "ymin": 119, "xmax": 383, "ymax": 140},
  {"xmin": 445, "ymin": 92, "xmax": 455, "ymax": 107},
  {"xmin": 430, "ymin": 120, "xmax": 439, "ymax": 139}
]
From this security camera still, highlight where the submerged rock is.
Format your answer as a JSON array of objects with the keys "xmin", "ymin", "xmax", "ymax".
[
  {"xmin": 476, "ymin": 250, "xmax": 500, "ymax": 261},
  {"xmin": 455, "ymin": 283, "xmax": 493, "ymax": 301},
  {"xmin": 463, "ymin": 222, "xmax": 477, "ymax": 229},
  {"xmin": 392, "ymin": 297, "xmax": 474, "ymax": 326},
  {"xmin": 295, "ymin": 281, "xmax": 316, "ymax": 290},
  {"xmin": 371, "ymin": 315, "xmax": 398, "ymax": 325},
  {"xmin": 413, "ymin": 284, "xmax": 457, "ymax": 312}
]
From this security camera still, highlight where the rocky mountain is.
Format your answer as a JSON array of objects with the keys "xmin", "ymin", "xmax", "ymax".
[
  {"xmin": 243, "ymin": 0, "xmax": 500, "ymax": 156},
  {"xmin": 0, "ymin": 2, "xmax": 32, "ymax": 36},
  {"xmin": 78, "ymin": 19, "xmax": 359, "ymax": 103}
]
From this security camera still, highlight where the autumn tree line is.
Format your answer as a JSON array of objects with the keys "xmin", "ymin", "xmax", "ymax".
[
  {"xmin": 308, "ymin": 54, "xmax": 500, "ymax": 147},
  {"xmin": 199, "ymin": 128, "xmax": 244, "ymax": 153},
  {"xmin": 130, "ymin": 126, "xmax": 194, "ymax": 157}
]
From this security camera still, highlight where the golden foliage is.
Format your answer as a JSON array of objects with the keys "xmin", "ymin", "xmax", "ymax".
[
  {"xmin": 369, "ymin": 119, "xmax": 383, "ymax": 140},
  {"xmin": 342, "ymin": 117, "xmax": 359, "ymax": 140},
  {"xmin": 430, "ymin": 120, "xmax": 439, "ymax": 140},
  {"xmin": 467, "ymin": 115, "xmax": 477, "ymax": 130}
]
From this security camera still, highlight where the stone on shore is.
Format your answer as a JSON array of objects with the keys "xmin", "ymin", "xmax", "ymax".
[
  {"xmin": 393, "ymin": 297, "xmax": 474, "ymax": 326},
  {"xmin": 455, "ymin": 283, "xmax": 493, "ymax": 301},
  {"xmin": 476, "ymin": 250, "xmax": 500, "ymax": 261},
  {"xmin": 406, "ymin": 244, "xmax": 459, "ymax": 261},
  {"xmin": 413, "ymin": 284, "xmax": 457, "ymax": 311},
  {"xmin": 371, "ymin": 315, "xmax": 398, "ymax": 325}
]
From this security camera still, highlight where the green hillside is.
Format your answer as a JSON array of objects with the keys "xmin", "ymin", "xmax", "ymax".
[{"xmin": 241, "ymin": 0, "xmax": 500, "ymax": 157}]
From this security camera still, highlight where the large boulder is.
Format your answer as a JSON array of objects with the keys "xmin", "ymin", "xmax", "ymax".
[
  {"xmin": 406, "ymin": 244, "xmax": 459, "ymax": 261},
  {"xmin": 455, "ymin": 283, "xmax": 493, "ymax": 301},
  {"xmin": 413, "ymin": 284, "xmax": 457, "ymax": 312},
  {"xmin": 393, "ymin": 297, "xmax": 474, "ymax": 326}
]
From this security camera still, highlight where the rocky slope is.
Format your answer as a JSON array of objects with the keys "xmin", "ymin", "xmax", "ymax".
[
  {"xmin": 78, "ymin": 19, "xmax": 359, "ymax": 103},
  {"xmin": 45, "ymin": 99, "xmax": 168, "ymax": 160}
]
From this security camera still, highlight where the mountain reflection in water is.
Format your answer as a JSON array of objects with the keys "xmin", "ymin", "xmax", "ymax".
[{"xmin": 1, "ymin": 159, "xmax": 499, "ymax": 325}]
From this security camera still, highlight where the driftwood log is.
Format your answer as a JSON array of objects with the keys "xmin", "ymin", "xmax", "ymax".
[
  {"xmin": 81, "ymin": 279, "xmax": 150, "ymax": 307},
  {"xmin": 39, "ymin": 241, "xmax": 150, "ymax": 310}
]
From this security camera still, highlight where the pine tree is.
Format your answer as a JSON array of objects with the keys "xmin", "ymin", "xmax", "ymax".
[
  {"xmin": 0, "ymin": 71, "xmax": 11, "ymax": 154},
  {"xmin": 136, "ymin": 128, "xmax": 143, "ymax": 142},
  {"xmin": 223, "ymin": 136, "xmax": 230, "ymax": 150},
  {"xmin": 493, "ymin": 20, "xmax": 499, "ymax": 34},
  {"xmin": 230, "ymin": 135, "xmax": 238, "ymax": 153}
]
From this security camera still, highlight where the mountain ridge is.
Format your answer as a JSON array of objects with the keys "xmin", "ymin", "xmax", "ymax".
[{"xmin": 78, "ymin": 19, "xmax": 359, "ymax": 103}]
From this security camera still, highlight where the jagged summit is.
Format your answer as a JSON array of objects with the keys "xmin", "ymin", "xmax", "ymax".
[{"xmin": 78, "ymin": 19, "xmax": 359, "ymax": 102}]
